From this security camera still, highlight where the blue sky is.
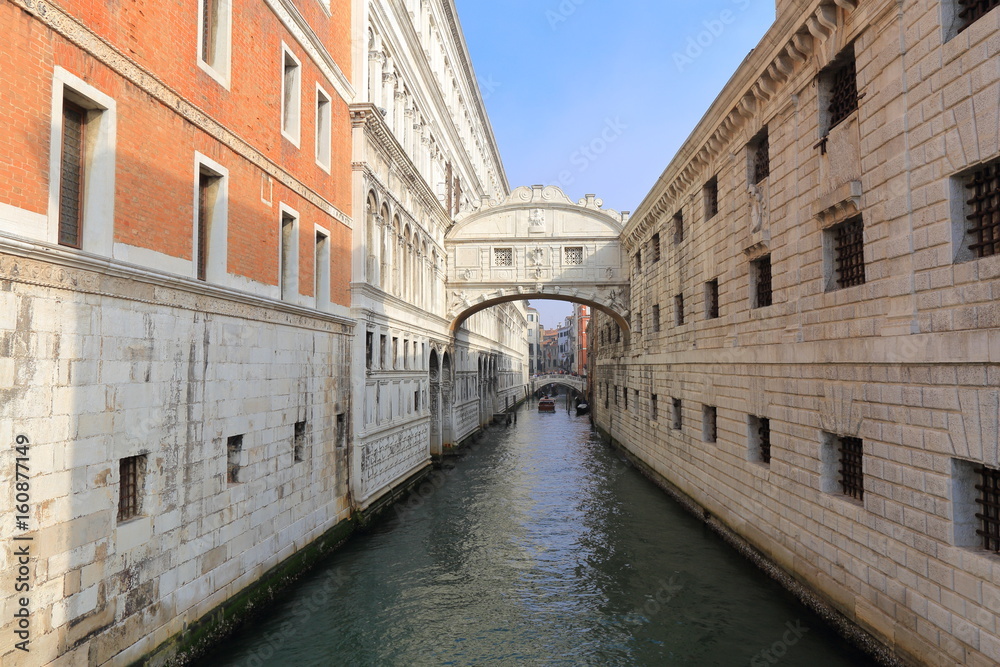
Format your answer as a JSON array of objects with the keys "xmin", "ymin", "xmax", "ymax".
[{"xmin": 453, "ymin": 0, "xmax": 775, "ymax": 327}]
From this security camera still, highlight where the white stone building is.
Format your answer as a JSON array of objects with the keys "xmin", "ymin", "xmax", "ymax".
[
  {"xmin": 350, "ymin": 0, "xmax": 529, "ymax": 511},
  {"xmin": 594, "ymin": 1, "xmax": 1000, "ymax": 664}
]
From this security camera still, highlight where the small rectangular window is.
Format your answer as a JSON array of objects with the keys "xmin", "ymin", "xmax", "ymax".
[
  {"xmin": 651, "ymin": 394, "xmax": 658, "ymax": 421},
  {"xmin": 494, "ymin": 247, "xmax": 513, "ymax": 266},
  {"xmin": 650, "ymin": 233, "xmax": 661, "ymax": 263},
  {"xmin": 963, "ymin": 160, "xmax": 1000, "ymax": 259},
  {"xmin": 366, "ymin": 332, "xmax": 374, "ymax": 370},
  {"xmin": 705, "ymin": 279, "xmax": 720, "ymax": 319},
  {"xmin": 975, "ymin": 464, "xmax": 1000, "ymax": 552},
  {"xmin": 749, "ymin": 416, "xmax": 771, "ymax": 464},
  {"xmin": 634, "ymin": 310, "xmax": 642, "ymax": 334},
  {"xmin": 703, "ymin": 406, "xmax": 717, "ymax": 443},
  {"xmin": 280, "ymin": 210, "xmax": 298, "ymax": 302},
  {"xmin": 564, "ymin": 247, "xmax": 584, "ymax": 265},
  {"xmin": 614, "ymin": 385, "xmax": 620, "ymax": 407},
  {"xmin": 704, "ymin": 176, "xmax": 719, "ymax": 220},
  {"xmin": 838, "ymin": 435, "xmax": 864, "ymax": 501},
  {"xmin": 823, "ymin": 46, "xmax": 858, "ymax": 134},
  {"xmin": 281, "ymin": 46, "xmax": 302, "ymax": 145},
  {"xmin": 58, "ymin": 100, "xmax": 86, "ymax": 249},
  {"xmin": 749, "ymin": 127, "xmax": 770, "ymax": 184},
  {"xmin": 380, "ymin": 334, "xmax": 388, "ymax": 369},
  {"xmin": 675, "ymin": 293, "xmax": 684, "ymax": 326},
  {"xmin": 227, "ymin": 435, "xmax": 243, "ymax": 484},
  {"xmin": 293, "ymin": 420, "xmax": 306, "ymax": 462},
  {"xmin": 605, "ymin": 384, "xmax": 610, "ymax": 409},
  {"xmin": 392, "ymin": 337, "xmax": 399, "ymax": 369},
  {"xmin": 196, "ymin": 170, "xmax": 222, "ymax": 281},
  {"xmin": 829, "ymin": 215, "xmax": 866, "ymax": 289},
  {"xmin": 624, "ymin": 387, "xmax": 629, "ymax": 411},
  {"xmin": 752, "ymin": 255, "xmax": 773, "ymax": 308},
  {"xmin": 652, "ymin": 304, "xmax": 660, "ymax": 333},
  {"xmin": 673, "ymin": 211, "xmax": 683, "ymax": 245},
  {"xmin": 635, "ymin": 250, "xmax": 642, "ymax": 272},
  {"xmin": 316, "ymin": 86, "xmax": 332, "ymax": 170},
  {"xmin": 336, "ymin": 413, "xmax": 347, "ymax": 449},
  {"xmin": 958, "ymin": 0, "xmax": 1000, "ymax": 33},
  {"xmin": 117, "ymin": 455, "xmax": 145, "ymax": 522},
  {"xmin": 671, "ymin": 398, "xmax": 682, "ymax": 431},
  {"xmin": 315, "ymin": 229, "xmax": 330, "ymax": 308},
  {"xmin": 199, "ymin": 0, "xmax": 231, "ymax": 83}
]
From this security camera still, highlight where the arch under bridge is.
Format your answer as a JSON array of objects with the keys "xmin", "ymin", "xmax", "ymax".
[
  {"xmin": 444, "ymin": 185, "xmax": 631, "ymax": 336},
  {"xmin": 531, "ymin": 374, "xmax": 586, "ymax": 395}
]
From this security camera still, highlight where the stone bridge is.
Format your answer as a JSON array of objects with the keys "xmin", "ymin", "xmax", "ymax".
[
  {"xmin": 531, "ymin": 374, "xmax": 586, "ymax": 395},
  {"xmin": 445, "ymin": 185, "xmax": 631, "ymax": 333}
]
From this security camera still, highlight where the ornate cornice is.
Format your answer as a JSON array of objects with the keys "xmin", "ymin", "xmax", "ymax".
[
  {"xmin": 626, "ymin": 0, "xmax": 862, "ymax": 247},
  {"xmin": 14, "ymin": 0, "xmax": 353, "ymax": 229}
]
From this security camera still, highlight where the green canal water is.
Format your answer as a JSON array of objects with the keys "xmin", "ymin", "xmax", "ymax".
[{"xmin": 197, "ymin": 395, "xmax": 878, "ymax": 666}]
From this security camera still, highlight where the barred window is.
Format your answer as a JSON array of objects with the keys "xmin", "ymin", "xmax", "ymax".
[
  {"xmin": 652, "ymin": 304, "xmax": 661, "ymax": 333},
  {"xmin": 705, "ymin": 279, "xmax": 719, "ymax": 319},
  {"xmin": 965, "ymin": 160, "xmax": 1000, "ymax": 259},
  {"xmin": 227, "ymin": 434, "xmax": 243, "ymax": 484},
  {"xmin": 675, "ymin": 293, "xmax": 684, "ymax": 326},
  {"xmin": 117, "ymin": 455, "xmax": 144, "ymax": 523},
  {"xmin": 672, "ymin": 398, "xmax": 682, "ymax": 430},
  {"xmin": 564, "ymin": 246, "xmax": 584, "ymax": 265},
  {"xmin": 634, "ymin": 310, "xmax": 642, "ymax": 334},
  {"xmin": 650, "ymin": 233, "xmax": 661, "ymax": 263},
  {"xmin": 958, "ymin": 0, "xmax": 1000, "ymax": 32},
  {"xmin": 673, "ymin": 211, "xmax": 683, "ymax": 245},
  {"xmin": 826, "ymin": 50, "xmax": 858, "ymax": 132},
  {"xmin": 838, "ymin": 436, "xmax": 864, "ymax": 501},
  {"xmin": 975, "ymin": 465, "xmax": 1000, "ymax": 552},
  {"xmin": 651, "ymin": 394, "xmax": 658, "ymax": 420},
  {"xmin": 635, "ymin": 250, "xmax": 642, "ymax": 272},
  {"xmin": 749, "ymin": 127, "xmax": 770, "ymax": 184},
  {"xmin": 752, "ymin": 255, "xmax": 773, "ymax": 308},
  {"xmin": 494, "ymin": 247, "xmax": 513, "ymax": 266},
  {"xmin": 704, "ymin": 176, "xmax": 719, "ymax": 220},
  {"xmin": 58, "ymin": 101, "xmax": 86, "ymax": 249},
  {"xmin": 831, "ymin": 216, "xmax": 866, "ymax": 289},
  {"xmin": 703, "ymin": 406, "xmax": 717, "ymax": 443},
  {"xmin": 624, "ymin": 387, "xmax": 629, "ymax": 411}
]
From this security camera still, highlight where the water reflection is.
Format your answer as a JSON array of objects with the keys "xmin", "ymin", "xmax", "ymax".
[{"xmin": 198, "ymin": 394, "xmax": 877, "ymax": 667}]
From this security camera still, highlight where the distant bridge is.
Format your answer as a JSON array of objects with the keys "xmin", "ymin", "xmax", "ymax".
[{"xmin": 531, "ymin": 374, "xmax": 586, "ymax": 395}]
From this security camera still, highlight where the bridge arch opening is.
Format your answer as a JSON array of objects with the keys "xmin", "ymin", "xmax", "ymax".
[{"xmin": 449, "ymin": 294, "xmax": 630, "ymax": 343}]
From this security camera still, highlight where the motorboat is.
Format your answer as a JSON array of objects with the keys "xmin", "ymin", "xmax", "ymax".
[{"xmin": 538, "ymin": 397, "xmax": 556, "ymax": 412}]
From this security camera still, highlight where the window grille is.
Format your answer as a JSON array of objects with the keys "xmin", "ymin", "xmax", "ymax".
[
  {"xmin": 650, "ymin": 233, "xmax": 661, "ymax": 263},
  {"xmin": 758, "ymin": 417, "xmax": 771, "ymax": 464},
  {"xmin": 834, "ymin": 216, "xmax": 866, "ymax": 288},
  {"xmin": 672, "ymin": 398, "xmax": 682, "ymax": 430},
  {"xmin": 564, "ymin": 247, "xmax": 584, "ymax": 265},
  {"xmin": 227, "ymin": 434, "xmax": 243, "ymax": 484},
  {"xmin": 705, "ymin": 177, "xmax": 719, "ymax": 219},
  {"xmin": 958, "ymin": 0, "xmax": 1000, "ymax": 32},
  {"xmin": 838, "ymin": 436, "xmax": 864, "ymax": 501},
  {"xmin": 494, "ymin": 247, "xmax": 513, "ymax": 267},
  {"xmin": 59, "ymin": 101, "xmax": 86, "ymax": 249},
  {"xmin": 706, "ymin": 280, "xmax": 719, "ymax": 319},
  {"xmin": 975, "ymin": 466, "xmax": 1000, "ymax": 553},
  {"xmin": 675, "ymin": 294, "xmax": 684, "ymax": 326},
  {"xmin": 753, "ymin": 256, "xmax": 772, "ymax": 308},
  {"xmin": 673, "ymin": 211, "xmax": 683, "ymax": 245},
  {"xmin": 752, "ymin": 129, "xmax": 770, "ymax": 184},
  {"xmin": 966, "ymin": 161, "xmax": 1000, "ymax": 258},
  {"xmin": 117, "ymin": 456, "xmax": 141, "ymax": 522},
  {"xmin": 704, "ymin": 406, "xmax": 717, "ymax": 443},
  {"xmin": 827, "ymin": 56, "xmax": 858, "ymax": 131}
]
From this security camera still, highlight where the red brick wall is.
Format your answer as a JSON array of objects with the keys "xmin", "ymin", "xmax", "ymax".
[{"xmin": 0, "ymin": 0, "xmax": 353, "ymax": 305}]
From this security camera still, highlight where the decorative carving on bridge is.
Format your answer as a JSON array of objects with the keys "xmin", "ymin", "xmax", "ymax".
[{"xmin": 528, "ymin": 208, "xmax": 546, "ymax": 233}]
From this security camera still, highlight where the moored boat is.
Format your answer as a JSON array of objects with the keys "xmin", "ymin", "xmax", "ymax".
[{"xmin": 538, "ymin": 398, "xmax": 556, "ymax": 412}]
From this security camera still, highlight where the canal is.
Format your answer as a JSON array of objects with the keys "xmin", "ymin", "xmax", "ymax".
[{"xmin": 198, "ymin": 394, "xmax": 879, "ymax": 666}]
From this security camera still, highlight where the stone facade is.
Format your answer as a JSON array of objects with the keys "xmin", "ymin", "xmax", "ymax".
[{"xmin": 594, "ymin": 1, "xmax": 1000, "ymax": 665}]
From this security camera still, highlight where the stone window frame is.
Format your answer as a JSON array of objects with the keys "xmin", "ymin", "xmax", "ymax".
[
  {"xmin": 951, "ymin": 156, "xmax": 1000, "ymax": 264},
  {"xmin": 703, "ymin": 406, "xmax": 718, "ymax": 444},
  {"xmin": 748, "ymin": 415, "xmax": 771, "ymax": 466},
  {"xmin": 278, "ymin": 203, "xmax": 301, "ymax": 304},
  {"xmin": 942, "ymin": 0, "xmax": 1000, "ymax": 41},
  {"xmin": 952, "ymin": 459, "xmax": 1000, "ymax": 554},
  {"xmin": 823, "ymin": 214, "xmax": 867, "ymax": 291},
  {"xmin": 748, "ymin": 126, "xmax": 770, "ymax": 185},
  {"xmin": 671, "ymin": 398, "xmax": 682, "ymax": 431},
  {"xmin": 227, "ymin": 434, "xmax": 244, "ymax": 485},
  {"xmin": 315, "ymin": 83, "xmax": 333, "ymax": 173},
  {"xmin": 314, "ymin": 225, "xmax": 331, "ymax": 311},
  {"xmin": 293, "ymin": 420, "xmax": 307, "ymax": 463},
  {"xmin": 47, "ymin": 67, "xmax": 117, "ymax": 256},
  {"xmin": 821, "ymin": 431, "xmax": 865, "ymax": 505},
  {"xmin": 117, "ymin": 454, "xmax": 147, "ymax": 523},
  {"xmin": 817, "ymin": 43, "xmax": 860, "ymax": 138},
  {"xmin": 703, "ymin": 176, "xmax": 719, "ymax": 221},
  {"xmin": 281, "ymin": 42, "xmax": 302, "ymax": 148},
  {"xmin": 563, "ymin": 246, "xmax": 585, "ymax": 265},
  {"xmin": 493, "ymin": 246, "xmax": 514, "ymax": 267},
  {"xmin": 193, "ymin": 153, "xmax": 229, "ymax": 284},
  {"xmin": 198, "ymin": 0, "xmax": 232, "ymax": 88}
]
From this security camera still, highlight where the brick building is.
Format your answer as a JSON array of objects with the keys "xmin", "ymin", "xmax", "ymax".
[
  {"xmin": 595, "ymin": 0, "xmax": 1000, "ymax": 664},
  {"xmin": 0, "ymin": 0, "xmax": 355, "ymax": 663}
]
